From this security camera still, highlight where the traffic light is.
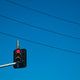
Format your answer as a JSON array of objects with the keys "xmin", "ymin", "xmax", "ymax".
[
  {"xmin": 13, "ymin": 40, "xmax": 27, "ymax": 69},
  {"xmin": 13, "ymin": 49, "xmax": 27, "ymax": 68}
]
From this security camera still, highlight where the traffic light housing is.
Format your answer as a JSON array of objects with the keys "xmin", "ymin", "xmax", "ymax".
[{"xmin": 13, "ymin": 49, "xmax": 27, "ymax": 68}]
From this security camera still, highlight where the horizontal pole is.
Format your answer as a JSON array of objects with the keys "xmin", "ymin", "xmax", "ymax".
[{"xmin": 0, "ymin": 62, "xmax": 16, "ymax": 68}]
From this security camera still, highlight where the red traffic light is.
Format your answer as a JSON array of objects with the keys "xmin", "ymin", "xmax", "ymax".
[{"xmin": 16, "ymin": 49, "xmax": 20, "ymax": 53}]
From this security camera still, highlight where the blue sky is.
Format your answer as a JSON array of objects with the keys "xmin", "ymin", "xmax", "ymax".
[{"xmin": 0, "ymin": 0, "xmax": 80, "ymax": 80}]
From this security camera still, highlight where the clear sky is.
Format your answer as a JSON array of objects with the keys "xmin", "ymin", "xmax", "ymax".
[{"xmin": 0, "ymin": 0, "xmax": 80, "ymax": 80}]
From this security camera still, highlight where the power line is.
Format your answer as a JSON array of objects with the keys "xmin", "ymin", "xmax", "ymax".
[
  {"xmin": 0, "ymin": 15, "xmax": 80, "ymax": 40},
  {"xmin": 0, "ymin": 31, "xmax": 80, "ymax": 54},
  {"xmin": 6, "ymin": 0, "xmax": 80, "ymax": 25}
]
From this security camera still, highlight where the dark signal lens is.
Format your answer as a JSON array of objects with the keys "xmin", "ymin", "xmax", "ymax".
[
  {"xmin": 16, "ymin": 53, "xmax": 20, "ymax": 58},
  {"xmin": 16, "ymin": 58, "xmax": 20, "ymax": 63}
]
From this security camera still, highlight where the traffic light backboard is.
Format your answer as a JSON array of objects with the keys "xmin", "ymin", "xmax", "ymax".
[{"xmin": 13, "ymin": 49, "xmax": 27, "ymax": 68}]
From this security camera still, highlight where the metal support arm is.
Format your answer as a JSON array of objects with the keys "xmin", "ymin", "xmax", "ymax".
[{"xmin": 0, "ymin": 62, "xmax": 16, "ymax": 68}]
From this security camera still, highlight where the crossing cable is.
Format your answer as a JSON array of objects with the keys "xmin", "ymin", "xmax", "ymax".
[
  {"xmin": 6, "ymin": 0, "xmax": 80, "ymax": 25},
  {"xmin": 0, "ymin": 31, "xmax": 80, "ymax": 54},
  {"xmin": 0, "ymin": 15, "xmax": 80, "ymax": 40}
]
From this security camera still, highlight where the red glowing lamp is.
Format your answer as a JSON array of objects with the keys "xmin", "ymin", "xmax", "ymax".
[{"xmin": 16, "ymin": 49, "xmax": 20, "ymax": 53}]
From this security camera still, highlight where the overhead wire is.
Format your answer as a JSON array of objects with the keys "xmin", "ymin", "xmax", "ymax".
[
  {"xmin": 0, "ymin": 0, "xmax": 79, "ymax": 54},
  {"xmin": 0, "ymin": 15, "xmax": 80, "ymax": 40},
  {"xmin": 6, "ymin": 0, "xmax": 80, "ymax": 25},
  {"xmin": 0, "ymin": 31, "xmax": 80, "ymax": 54}
]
